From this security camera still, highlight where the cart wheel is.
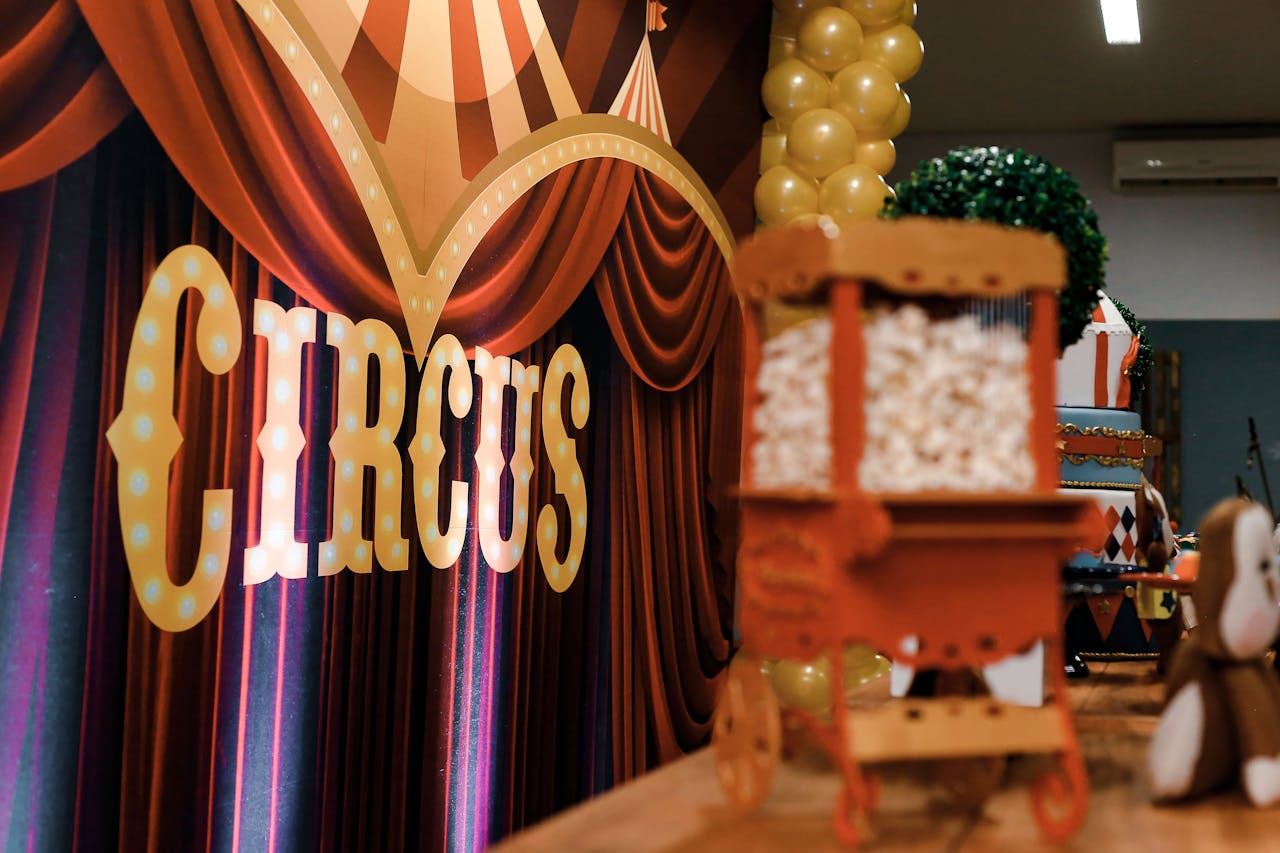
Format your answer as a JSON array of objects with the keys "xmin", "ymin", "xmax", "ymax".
[
  {"xmin": 713, "ymin": 655, "xmax": 782, "ymax": 812},
  {"xmin": 834, "ymin": 782, "xmax": 873, "ymax": 849},
  {"xmin": 864, "ymin": 771, "xmax": 882, "ymax": 812},
  {"xmin": 936, "ymin": 755, "xmax": 1007, "ymax": 810},
  {"xmin": 1030, "ymin": 749, "xmax": 1089, "ymax": 842}
]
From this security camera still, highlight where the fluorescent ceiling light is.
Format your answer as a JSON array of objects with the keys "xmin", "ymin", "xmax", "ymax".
[{"xmin": 1100, "ymin": 0, "xmax": 1141, "ymax": 44}]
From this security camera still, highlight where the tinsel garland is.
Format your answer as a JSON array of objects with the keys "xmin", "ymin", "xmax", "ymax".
[
  {"xmin": 1109, "ymin": 295, "xmax": 1153, "ymax": 408},
  {"xmin": 882, "ymin": 146, "xmax": 1107, "ymax": 351}
]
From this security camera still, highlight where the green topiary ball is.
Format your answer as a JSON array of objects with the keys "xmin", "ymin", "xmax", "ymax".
[
  {"xmin": 1109, "ymin": 296, "xmax": 1153, "ymax": 409},
  {"xmin": 882, "ymin": 146, "xmax": 1107, "ymax": 351}
]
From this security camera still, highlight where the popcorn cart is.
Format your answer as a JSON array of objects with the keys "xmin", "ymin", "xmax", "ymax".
[{"xmin": 713, "ymin": 218, "xmax": 1104, "ymax": 846}]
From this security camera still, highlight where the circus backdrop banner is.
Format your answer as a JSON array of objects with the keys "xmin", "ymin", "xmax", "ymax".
[{"xmin": 0, "ymin": 1, "xmax": 769, "ymax": 849}]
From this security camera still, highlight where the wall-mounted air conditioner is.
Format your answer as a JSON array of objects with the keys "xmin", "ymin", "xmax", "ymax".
[{"xmin": 1112, "ymin": 138, "xmax": 1280, "ymax": 190}]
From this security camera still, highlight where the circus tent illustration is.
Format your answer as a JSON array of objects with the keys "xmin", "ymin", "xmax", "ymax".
[
  {"xmin": 609, "ymin": 2, "xmax": 673, "ymax": 142},
  {"xmin": 293, "ymin": 0, "xmax": 583, "ymax": 242},
  {"xmin": 284, "ymin": 0, "xmax": 679, "ymax": 249}
]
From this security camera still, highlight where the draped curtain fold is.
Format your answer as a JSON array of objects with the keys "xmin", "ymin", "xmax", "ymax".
[
  {"xmin": 0, "ymin": 1, "xmax": 130, "ymax": 190},
  {"xmin": 594, "ymin": 170, "xmax": 736, "ymax": 391},
  {"xmin": 438, "ymin": 158, "xmax": 639, "ymax": 356},
  {"xmin": 0, "ymin": 181, "xmax": 55, "ymax": 567},
  {"xmin": 0, "ymin": 180, "xmax": 58, "ymax": 842},
  {"xmin": 74, "ymin": 0, "xmax": 397, "ymax": 326}
]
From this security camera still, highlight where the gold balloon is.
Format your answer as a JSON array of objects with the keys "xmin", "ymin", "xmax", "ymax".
[
  {"xmin": 861, "ymin": 23, "xmax": 923, "ymax": 81},
  {"xmin": 819, "ymin": 162, "xmax": 892, "ymax": 220},
  {"xmin": 830, "ymin": 60, "xmax": 900, "ymax": 133},
  {"xmin": 838, "ymin": 0, "xmax": 904, "ymax": 29},
  {"xmin": 900, "ymin": 1, "xmax": 916, "ymax": 25},
  {"xmin": 843, "ymin": 643, "xmax": 891, "ymax": 685},
  {"xmin": 770, "ymin": 656, "xmax": 831, "ymax": 714},
  {"xmin": 855, "ymin": 138, "xmax": 896, "ymax": 175},
  {"xmin": 762, "ymin": 58, "xmax": 831, "ymax": 128},
  {"xmin": 862, "ymin": 89, "xmax": 911, "ymax": 140},
  {"xmin": 772, "ymin": 13, "xmax": 799, "ymax": 41},
  {"xmin": 785, "ymin": 107, "xmax": 857, "ymax": 179},
  {"xmin": 768, "ymin": 34, "xmax": 797, "ymax": 67},
  {"xmin": 773, "ymin": 0, "xmax": 837, "ymax": 21},
  {"xmin": 755, "ymin": 164, "xmax": 820, "ymax": 226},
  {"xmin": 760, "ymin": 121, "xmax": 788, "ymax": 173},
  {"xmin": 788, "ymin": 212, "xmax": 827, "ymax": 228},
  {"xmin": 796, "ymin": 6, "xmax": 864, "ymax": 73}
]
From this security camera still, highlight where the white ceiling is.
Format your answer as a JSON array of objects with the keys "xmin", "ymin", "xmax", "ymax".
[{"xmin": 906, "ymin": 0, "xmax": 1280, "ymax": 133}]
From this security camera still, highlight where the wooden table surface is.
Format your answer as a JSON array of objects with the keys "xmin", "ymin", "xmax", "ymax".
[{"xmin": 493, "ymin": 662, "xmax": 1280, "ymax": 851}]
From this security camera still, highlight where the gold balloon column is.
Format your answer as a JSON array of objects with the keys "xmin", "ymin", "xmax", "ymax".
[
  {"xmin": 756, "ymin": 0, "xmax": 922, "ymax": 227},
  {"xmin": 751, "ymin": 2, "xmax": 922, "ymax": 709}
]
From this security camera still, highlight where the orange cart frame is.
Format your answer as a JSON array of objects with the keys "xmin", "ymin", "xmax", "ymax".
[{"xmin": 713, "ymin": 218, "xmax": 1105, "ymax": 847}]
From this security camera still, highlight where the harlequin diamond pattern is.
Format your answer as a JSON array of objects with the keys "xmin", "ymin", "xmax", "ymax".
[{"xmin": 1102, "ymin": 500, "xmax": 1138, "ymax": 564}]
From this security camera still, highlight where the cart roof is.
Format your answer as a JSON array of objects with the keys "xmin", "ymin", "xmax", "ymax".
[{"xmin": 732, "ymin": 217, "xmax": 1067, "ymax": 303}]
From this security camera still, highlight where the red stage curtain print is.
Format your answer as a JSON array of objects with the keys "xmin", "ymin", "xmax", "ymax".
[
  {"xmin": 606, "ymin": 360, "xmax": 738, "ymax": 781},
  {"xmin": 0, "ymin": 181, "xmax": 55, "ymax": 567},
  {"xmin": 0, "ymin": 1, "xmax": 130, "ymax": 190},
  {"xmin": 0, "ymin": 122, "xmax": 743, "ymax": 850},
  {"xmin": 74, "ymin": 0, "xmax": 398, "ymax": 328},
  {"xmin": 438, "ymin": 158, "xmax": 638, "ymax": 355},
  {"xmin": 594, "ymin": 169, "xmax": 735, "ymax": 391}
]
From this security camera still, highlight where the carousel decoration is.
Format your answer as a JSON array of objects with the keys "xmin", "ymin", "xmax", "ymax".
[{"xmin": 713, "ymin": 216, "xmax": 1103, "ymax": 847}]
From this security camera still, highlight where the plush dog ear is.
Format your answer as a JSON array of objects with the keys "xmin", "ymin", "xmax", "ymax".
[
  {"xmin": 1138, "ymin": 477, "xmax": 1178, "ymax": 571},
  {"xmin": 1136, "ymin": 480, "xmax": 1155, "ymax": 564},
  {"xmin": 1193, "ymin": 499, "xmax": 1253, "ymax": 658},
  {"xmin": 1145, "ymin": 478, "xmax": 1178, "ymax": 556},
  {"xmin": 1219, "ymin": 503, "xmax": 1280, "ymax": 660}
]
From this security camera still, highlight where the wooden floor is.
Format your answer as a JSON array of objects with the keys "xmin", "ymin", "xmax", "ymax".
[{"xmin": 493, "ymin": 662, "xmax": 1280, "ymax": 851}]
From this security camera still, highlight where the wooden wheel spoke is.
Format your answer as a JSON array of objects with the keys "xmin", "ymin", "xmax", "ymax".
[
  {"xmin": 1030, "ymin": 750, "xmax": 1088, "ymax": 842},
  {"xmin": 713, "ymin": 656, "xmax": 781, "ymax": 812}
]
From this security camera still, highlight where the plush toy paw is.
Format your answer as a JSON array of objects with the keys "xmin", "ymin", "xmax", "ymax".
[
  {"xmin": 1242, "ymin": 756, "xmax": 1280, "ymax": 807},
  {"xmin": 1149, "ymin": 682, "xmax": 1205, "ymax": 800}
]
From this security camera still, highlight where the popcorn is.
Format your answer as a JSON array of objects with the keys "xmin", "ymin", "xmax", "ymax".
[
  {"xmin": 858, "ymin": 305, "xmax": 1034, "ymax": 493},
  {"xmin": 750, "ymin": 316, "xmax": 833, "ymax": 490},
  {"xmin": 749, "ymin": 304, "xmax": 1035, "ymax": 493}
]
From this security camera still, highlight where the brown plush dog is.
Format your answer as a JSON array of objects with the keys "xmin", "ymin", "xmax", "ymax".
[
  {"xmin": 1135, "ymin": 475, "xmax": 1184, "ymax": 673},
  {"xmin": 1135, "ymin": 474, "xmax": 1176, "ymax": 573},
  {"xmin": 1148, "ymin": 498, "xmax": 1280, "ymax": 805}
]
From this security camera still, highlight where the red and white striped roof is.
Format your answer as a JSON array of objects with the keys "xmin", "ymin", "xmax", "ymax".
[
  {"xmin": 607, "ymin": 34, "xmax": 672, "ymax": 143},
  {"xmin": 607, "ymin": 2, "xmax": 672, "ymax": 142},
  {"xmin": 1086, "ymin": 291, "xmax": 1132, "ymax": 337}
]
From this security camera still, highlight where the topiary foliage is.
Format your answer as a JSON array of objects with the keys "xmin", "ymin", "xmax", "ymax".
[
  {"xmin": 882, "ymin": 146, "xmax": 1107, "ymax": 351},
  {"xmin": 1109, "ymin": 296, "xmax": 1153, "ymax": 409}
]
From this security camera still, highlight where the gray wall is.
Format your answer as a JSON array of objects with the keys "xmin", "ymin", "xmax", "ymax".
[
  {"xmin": 892, "ymin": 131, "xmax": 1280, "ymax": 321},
  {"xmin": 1143, "ymin": 320, "xmax": 1280, "ymax": 530},
  {"xmin": 889, "ymin": 130, "xmax": 1280, "ymax": 528}
]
